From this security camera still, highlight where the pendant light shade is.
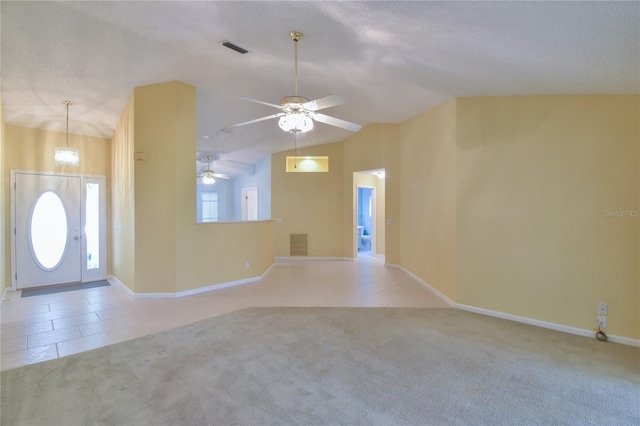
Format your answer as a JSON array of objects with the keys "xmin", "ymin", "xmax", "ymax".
[
  {"xmin": 54, "ymin": 100, "xmax": 80, "ymax": 167},
  {"xmin": 54, "ymin": 146, "xmax": 80, "ymax": 166}
]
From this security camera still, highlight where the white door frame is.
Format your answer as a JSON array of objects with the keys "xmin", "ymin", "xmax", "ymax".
[
  {"xmin": 10, "ymin": 170, "xmax": 108, "ymax": 290},
  {"xmin": 241, "ymin": 186, "xmax": 258, "ymax": 221}
]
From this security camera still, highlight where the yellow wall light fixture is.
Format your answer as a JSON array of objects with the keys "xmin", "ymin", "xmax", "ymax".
[{"xmin": 54, "ymin": 100, "xmax": 80, "ymax": 167}]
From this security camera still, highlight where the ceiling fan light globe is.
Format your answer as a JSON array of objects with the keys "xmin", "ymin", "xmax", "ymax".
[
  {"xmin": 202, "ymin": 171, "xmax": 216, "ymax": 185},
  {"xmin": 278, "ymin": 113, "xmax": 313, "ymax": 133}
]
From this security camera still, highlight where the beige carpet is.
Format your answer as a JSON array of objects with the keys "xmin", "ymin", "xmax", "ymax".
[{"xmin": 1, "ymin": 307, "xmax": 639, "ymax": 425}]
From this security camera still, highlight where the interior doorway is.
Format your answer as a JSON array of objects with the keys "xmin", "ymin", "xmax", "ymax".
[
  {"xmin": 242, "ymin": 187, "xmax": 258, "ymax": 221},
  {"xmin": 354, "ymin": 168, "xmax": 385, "ymax": 259},
  {"xmin": 357, "ymin": 186, "xmax": 375, "ymax": 256},
  {"xmin": 11, "ymin": 171, "xmax": 107, "ymax": 289}
]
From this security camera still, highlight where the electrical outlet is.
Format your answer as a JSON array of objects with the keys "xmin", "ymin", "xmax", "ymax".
[
  {"xmin": 244, "ymin": 261, "xmax": 250, "ymax": 269},
  {"xmin": 597, "ymin": 316, "xmax": 607, "ymax": 329},
  {"xmin": 598, "ymin": 303, "xmax": 607, "ymax": 315}
]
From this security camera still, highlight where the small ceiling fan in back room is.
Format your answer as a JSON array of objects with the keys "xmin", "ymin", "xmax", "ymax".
[
  {"xmin": 197, "ymin": 154, "xmax": 231, "ymax": 185},
  {"xmin": 233, "ymin": 31, "xmax": 361, "ymax": 134}
]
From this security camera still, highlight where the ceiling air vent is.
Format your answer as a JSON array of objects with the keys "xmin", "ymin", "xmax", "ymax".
[{"xmin": 221, "ymin": 40, "xmax": 249, "ymax": 54}]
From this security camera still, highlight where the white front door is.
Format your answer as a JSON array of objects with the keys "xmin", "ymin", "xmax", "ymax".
[{"xmin": 15, "ymin": 173, "xmax": 82, "ymax": 289}]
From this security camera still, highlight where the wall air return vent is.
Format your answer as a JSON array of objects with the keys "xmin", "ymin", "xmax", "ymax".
[
  {"xmin": 290, "ymin": 234, "xmax": 308, "ymax": 256},
  {"xmin": 221, "ymin": 40, "xmax": 249, "ymax": 54}
]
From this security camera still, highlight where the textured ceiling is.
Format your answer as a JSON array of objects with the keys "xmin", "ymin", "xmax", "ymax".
[{"xmin": 2, "ymin": 1, "xmax": 639, "ymax": 176}]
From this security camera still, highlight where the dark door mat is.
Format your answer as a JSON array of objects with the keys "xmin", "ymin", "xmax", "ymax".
[{"xmin": 21, "ymin": 280, "xmax": 110, "ymax": 298}]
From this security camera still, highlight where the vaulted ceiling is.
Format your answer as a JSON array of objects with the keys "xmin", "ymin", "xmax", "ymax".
[{"xmin": 2, "ymin": 1, "xmax": 638, "ymax": 176}]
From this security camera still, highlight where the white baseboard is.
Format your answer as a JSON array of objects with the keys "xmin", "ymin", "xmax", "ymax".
[
  {"xmin": 383, "ymin": 264, "xmax": 639, "ymax": 347},
  {"xmin": 176, "ymin": 276, "xmax": 261, "ymax": 298},
  {"xmin": 107, "ymin": 276, "xmax": 135, "ymax": 297},
  {"xmin": 1, "ymin": 286, "xmax": 10, "ymax": 302},
  {"xmin": 261, "ymin": 262, "xmax": 275, "ymax": 278},
  {"xmin": 107, "ymin": 271, "xmax": 265, "ymax": 299},
  {"xmin": 385, "ymin": 263, "xmax": 455, "ymax": 307},
  {"xmin": 109, "ymin": 265, "xmax": 640, "ymax": 347},
  {"xmin": 275, "ymin": 256, "xmax": 348, "ymax": 261},
  {"xmin": 275, "ymin": 256, "xmax": 380, "ymax": 262},
  {"xmin": 457, "ymin": 303, "xmax": 640, "ymax": 348}
]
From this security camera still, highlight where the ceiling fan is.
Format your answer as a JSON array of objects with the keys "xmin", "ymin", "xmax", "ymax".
[
  {"xmin": 233, "ymin": 31, "xmax": 361, "ymax": 134},
  {"xmin": 197, "ymin": 154, "xmax": 231, "ymax": 184}
]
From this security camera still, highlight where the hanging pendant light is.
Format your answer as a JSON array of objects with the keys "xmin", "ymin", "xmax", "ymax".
[{"xmin": 54, "ymin": 100, "xmax": 80, "ymax": 167}]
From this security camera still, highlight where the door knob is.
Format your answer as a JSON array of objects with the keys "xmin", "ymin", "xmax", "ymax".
[{"xmin": 74, "ymin": 236, "xmax": 80, "ymax": 240}]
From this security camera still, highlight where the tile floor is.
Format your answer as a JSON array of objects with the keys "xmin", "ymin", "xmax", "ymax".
[{"xmin": 0, "ymin": 256, "xmax": 450, "ymax": 371}]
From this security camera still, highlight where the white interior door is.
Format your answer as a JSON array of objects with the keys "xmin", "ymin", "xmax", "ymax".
[
  {"xmin": 15, "ymin": 173, "xmax": 82, "ymax": 289},
  {"xmin": 242, "ymin": 187, "xmax": 258, "ymax": 221}
]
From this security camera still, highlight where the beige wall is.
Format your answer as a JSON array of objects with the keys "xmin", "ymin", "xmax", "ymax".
[
  {"xmin": 176, "ymin": 221, "xmax": 275, "ymax": 292},
  {"xmin": 271, "ymin": 142, "xmax": 345, "ymax": 257},
  {"xmin": 342, "ymin": 124, "xmax": 399, "ymax": 259},
  {"xmin": 3, "ymin": 125, "xmax": 112, "ymax": 288},
  {"xmin": 0, "ymin": 95, "xmax": 6, "ymax": 294},
  {"xmin": 170, "ymin": 82, "xmax": 275, "ymax": 292},
  {"xmin": 397, "ymin": 100, "xmax": 458, "ymax": 301},
  {"xmin": 112, "ymin": 93, "xmax": 135, "ymax": 289},
  {"xmin": 4, "ymin": 126, "xmax": 111, "ymax": 176},
  {"xmin": 456, "ymin": 95, "xmax": 639, "ymax": 339},
  {"xmin": 271, "ymin": 95, "xmax": 638, "ymax": 340},
  {"xmin": 271, "ymin": 124, "xmax": 397, "ymax": 260},
  {"xmin": 132, "ymin": 82, "xmax": 180, "ymax": 293},
  {"xmin": 5, "ymin": 90, "xmax": 637, "ymax": 340},
  {"xmin": 119, "ymin": 81, "xmax": 274, "ymax": 294}
]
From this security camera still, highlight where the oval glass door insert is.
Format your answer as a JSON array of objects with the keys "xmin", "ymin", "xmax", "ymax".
[{"xmin": 30, "ymin": 191, "xmax": 68, "ymax": 270}]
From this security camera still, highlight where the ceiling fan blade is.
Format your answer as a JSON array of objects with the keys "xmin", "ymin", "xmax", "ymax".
[
  {"xmin": 236, "ymin": 96, "xmax": 283, "ymax": 109},
  {"xmin": 302, "ymin": 95, "xmax": 345, "ymax": 112},
  {"xmin": 233, "ymin": 113, "xmax": 284, "ymax": 127},
  {"xmin": 197, "ymin": 171, "xmax": 231, "ymax": 179},
  {"xmin": 212, "ymin": 173, "xmax": 231, "ymax": 179},
  {"xmin": 310, "ymin": 113, "xmax": 361, "ymax": 132}
]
